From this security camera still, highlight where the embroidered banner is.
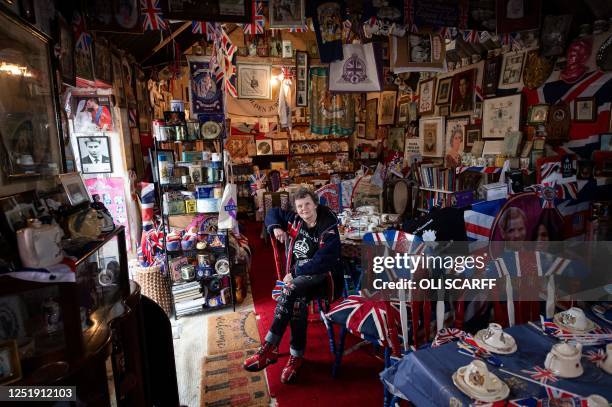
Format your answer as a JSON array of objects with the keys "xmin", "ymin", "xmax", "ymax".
[{"xmin": 187, "ymin": 55, "xmax": 223, "ymax": 116}]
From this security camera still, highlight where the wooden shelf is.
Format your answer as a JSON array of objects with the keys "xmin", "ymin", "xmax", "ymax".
[
  {"xmin": 292, "ymin": 151, "xmax": 349, "ymax": 156},
  {"xmin": 289, "ymin": 137, "xmax": 349, "ymax": 143}
]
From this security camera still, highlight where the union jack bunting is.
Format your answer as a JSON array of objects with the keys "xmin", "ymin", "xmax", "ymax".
[
  {"xmin": 521, "ymin": 365, "xmax": 558, "ymax": 385},
  {"xmin": 242, "ymin": 1, "xmax": 264, "ymax": 35},
  {"xmin": 192, "ymin": 21, "xmax": 221, "ymax": 41},
  {"xmin": 325, "ymin": 294, "xmax": 400, "ymax": 346},
  {"xmin": 586, "ymin": 349, "xmax": 606, "ymax": 364},
  {"xmin": 72, "ymin": 12, "xmax": 92, "ymax": 51},
  {"xmin": 438, "ymin": 27, "xmax": 455, "ymax": 40},
  {"xmin": 289, "ymin": 25, "xmax": 308, "ymax": 33},
  {"xmin": 141, "ymin": 0, "xmax": 167, "ymax": 31}
]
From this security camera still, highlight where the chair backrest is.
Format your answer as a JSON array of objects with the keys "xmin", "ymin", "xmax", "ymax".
[
  {"xmin": 267, "ymin": 170, "xmax": 281, "ymax": 192},
  {"xmin": 263, "ymin": 191, "xmax": 290, "ymax": 217}
]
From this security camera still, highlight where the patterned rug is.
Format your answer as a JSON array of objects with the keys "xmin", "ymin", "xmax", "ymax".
[
  {"xmin": 200, "ymin": 349, "xmax": 269, "ymax": 407},
  {"xmin": 207, "ymin": 310, "xmax": 260, "ymax": 355}
]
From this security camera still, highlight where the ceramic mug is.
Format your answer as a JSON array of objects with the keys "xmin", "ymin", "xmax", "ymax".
[
  {"xmin": 544, "ymin": 342, "xmax": 583, "ymax": 378},
  {"xmin": 559, "ymin": 307, "xmax": 589, "ymax": 331},
  {"xmin": 482, "ymin": 323, "xmax": 508, "ymax": 349}
]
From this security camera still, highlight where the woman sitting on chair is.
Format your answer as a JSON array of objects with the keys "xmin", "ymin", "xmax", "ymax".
[{"xmin": 243, "ymin": 188, "xmax": 342, "ymax": 383}]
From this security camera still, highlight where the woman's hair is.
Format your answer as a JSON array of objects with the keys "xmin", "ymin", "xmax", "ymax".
[
  {"xmin": 292, "ymin": 188, "xmax": 318, "ymax": 206},
  {"xmin": 532, "ymin": 209, "xmax": 562, "ymax": 241},
  {"xmin": 499, "ymin": 206, "xmax": 527, "ymax": 233}
]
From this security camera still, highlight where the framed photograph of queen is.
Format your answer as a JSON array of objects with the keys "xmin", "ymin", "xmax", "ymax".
[{"xmin": 418, "ymin": 78, "xmax": 436, "ymax": 115}]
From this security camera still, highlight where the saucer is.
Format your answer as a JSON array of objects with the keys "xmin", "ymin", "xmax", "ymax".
[
  {"xmin": 553, "ymin": 312, "xmax": 599, "ymax": 333},
  {"xmin": 592, "ymin": 304, "xmax": 612, "ymax": 325},
  {"xmin": 475, "ymin": 330, "xmax": 517, "ymax": 355},
  {"xmin": 452, "ymin": 367, "xmax": 509, "ymax": 402}
]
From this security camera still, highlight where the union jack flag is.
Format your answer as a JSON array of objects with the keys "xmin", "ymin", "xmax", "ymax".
[
  {"xmin": 586, "ymin": 349, "xmax": 606, "ymax": 364},
  {"xmin": 272, "ymin": 280, "xmax": 285, "ymax": 301},
  {"xmin": 242, "ymin": 1, "xmax": 264, "ymax": 35},
  {"xmin": 464, "ymin": 199, "xmax": 506, "ymax": 241},
  {"xmin": 141, "ymin": 0, "xmax": 167, "ymax": 31},
  {"xmin": 72, "ymin": 12, "xmax": 92, "ymax": 51},
  {"xmin": 192, "ymin": 21, "xmax": 221, "ymax": 41},
  {"xmin": 521, "ymin": 365, "xmax": 558, "ymax": 385},
  {"xmin": 221, "ymin": 29, "xmax": 237, "ymax": 59},
  {"xmin": 462, "ymin": 29, "xmax": 479, "ymax": 43},
  {"xmin": 325, "ymin": 294, "xmax": 400, "ymax": 347},
  {"xmin": 140, "ymin": 182, "xmax": 156, "ymax": 232},
  {"xmin": 438, "ymin": 27, "xmax": 455, "ymax": 40},
  {"xmin": 224, "ymin": 59, "xmax": 237, "ymax": 98},
  {"xmin": 431, "ymin": 328, "xmax": 466, "ymax": 347}
]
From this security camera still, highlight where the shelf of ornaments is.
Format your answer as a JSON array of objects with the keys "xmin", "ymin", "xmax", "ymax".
[
  {"xmin": 289, "ymin": 137, "xmax": 350, "ymax": 143},
  {"xmin": 290, "ymin": 151, "xmax": 350, "ymax": 156}
]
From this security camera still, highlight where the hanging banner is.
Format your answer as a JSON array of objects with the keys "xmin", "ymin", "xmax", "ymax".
[
  {"xmin": 310, "ymin": 67, "xmax": 355, "ymax": 136},
  {"xmin": 187, "ymin": 55, "xmax": 224, "ymax": 116}
]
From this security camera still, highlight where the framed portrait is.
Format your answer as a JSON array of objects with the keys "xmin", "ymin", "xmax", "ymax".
[
  {"xmin": 419, "ymin": 116, "xmax": 445, "ymax": 157},
  {"xmin": 256, "ymin": 139, "xmax": 273, "ymax": 155},
  {"xmin": 483, "ymin": 140, "xmax": 504, "ymax": 155},
  {"xmin": 357, "ymin": 123, "xmax": 366, "ymax": 138},
  {"xmin": 450, "ymin": 69, "xmax": 476, "ymax": 115},
  {"xmin": 0, "ymin": 340, "xmax": 21, "ymax": 385},
  {"xmin": 464, "ymin": 124, "xmax": 481, "ymax": 148},
  {"xmin": 388, "ymin": 127, "xmax": 405, "ymax": 152},
  {"xmin": 59, "ymin": 172, "xmax": 90, "ymax": 206},
  {"xmin": 527, "ymin": 104, "xmax": 550, "ymax": 125},
  {"xmin": 272, "ymin": 139, "xmax": 289, "ymax": 155},
  {"xmin": 439, "ymin": 104, "xmax": 450, "ymax": 116},
  {"xmin": 601, "ymin": 133, "xmax": 612, "ymax": 151},
  {"xmin": 87, "ymin": 0, "xmax": 142, "ymax": 33},
  {"xmin": 77, "ymin": 136, "xmax": 113, "ymax": 174},
  {"xmin": 397, "ymin": 100, "xmax": 410, "ymax": 125},
  {"xmin": 418, "ymin": 78, "xmax": 436, "ymax": 115},
  {"xmin": 499, "ymin": 51, "xmax": 525, "ymax": 89},
  {"xmin": 408, "ymin": 102, "xmax": 418, "ymax": 124},
  {"xmin": 161, "ymin": 0, "xmax": 252, "ymax": 23},
  {"xmin": 56, "ymin": 15, "xmax": 75, "ymax": 87},
  {"xmin": 503, "ymin": 131, "xmax": 522, "ymax": 157},
  {"xmin": 93, "ymin": 35, "xmax": 112, "ymax": 85},
  {"xmin": 269, "ymin": 0, "xmax": 305, "ymax": 28},
  {"xmin": 366, "ymin": 98, "xmax": 378, "ymax": 140},
  {"xmin": 445, "ymin": 116, "xmax": 470, "ymax": 165},
  {"xmin": 295, "ymin": 51, "xmax": 309, "ymax": 107},
  {"xmin": 72, "ymin": 96, "xmax": 114, "ymax": 133},
  {"xmin": 378, "ymin": 91, "xmax": 397, "ymax": 125},
  {"xmin": 237, "ymin": 64, "xmax": 272, "ymax": 100},
  {"xmin": 496, "ymin": 0, "xmax": 541, "ymax": 34},
  {"xmin": 436, "ymin": 77, "xmax": 452, "ymax": 105},
  {"xmin": 0, "ymin": 11, "xmax": 63, "ymax": 183},
  {"xmin": 390, "ymin": 34, "xmax": 446, "ymax": 72},
  {"xmin": 574, "ymin": 97, "xmax": 596, "ymax": 122},
  {"xmin": 111, "ymin": 51, "xmax": 126, "ymax": 108},
  {"xmin": 482, "ymin": 94, "xmax": 522, "ymax": 139},
  {"xmin": 483, "ymin": 56, "xmax": 502, "ymax": 96}
]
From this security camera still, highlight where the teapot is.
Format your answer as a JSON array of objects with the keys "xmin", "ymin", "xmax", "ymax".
[
  {"xmin": 544, "ymin": 342, "xmax": 583, "ymax": 378},
  {"xmin": 16, "ymin": 219, "xmax": 64, "ymax": 269}
]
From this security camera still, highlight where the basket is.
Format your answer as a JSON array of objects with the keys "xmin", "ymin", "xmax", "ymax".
[{"xmin": 132, "ymin": 264, "xmax": 173, "ymax": 316}]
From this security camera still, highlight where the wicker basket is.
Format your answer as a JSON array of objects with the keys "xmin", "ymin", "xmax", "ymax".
[{"xmin": 132, "ymin": 264, "xmax": 173, "ymax": 316}]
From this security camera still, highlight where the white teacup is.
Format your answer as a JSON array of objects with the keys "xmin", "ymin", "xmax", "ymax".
[
  {"xmin": 482, "ymin": 323, "xmax": 509, "ymax": 349},
  {"xmin": 462, "ymin": 360, "xmax": 497, "ymax": 395},
  {"xmin": 587, "ymin": 395, "xmax": 609, "ymax": 407},
  {"xmin": 559, "ymin": 307, "xmax": 589, "ymax": 331}
]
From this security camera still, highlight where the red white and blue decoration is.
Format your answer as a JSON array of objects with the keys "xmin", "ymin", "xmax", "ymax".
[
  {"xmin": 431, "ymin": 328, "xmax": 466, "ymax": 348},
  {"xmin": 242, "ymin": 1, "xmax": 265, "ymax": 35},
  {"xmin": 72, "ymin": 12, "xmax": 92, "ymax": 51},
  {"xmin": 141, "ymin": 0, "xmax": 167, "ymax": 31},
  {"xmin": 192, "ymin": 21, "xmax": 221, "ymax": 41},
  {"xmin": 520, "ymin": 365, "xmax": 558, "ymax": 385},
  {"xmin": 187, "ymin": 56, "xmax": 224, "ymax": 116}
]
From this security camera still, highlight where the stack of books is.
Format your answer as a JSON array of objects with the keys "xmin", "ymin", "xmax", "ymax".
[{"xmin": 172, "ymin": 281, "xmax": 204, "ymax": 316}]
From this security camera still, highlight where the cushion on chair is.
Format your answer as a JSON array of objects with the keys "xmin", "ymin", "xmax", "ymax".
[{"xmin": 325, "ymin": 294, "xmax": 400, "ymax": 347}]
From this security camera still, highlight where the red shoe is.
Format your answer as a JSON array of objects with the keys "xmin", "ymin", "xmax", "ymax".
[
  {"xmin": 280, "ymin": 355, "xmax": 303, "ymax": 384},
  {"xmin": 243, "ymin": 342, "xmax": 278, "ymax": 372}
]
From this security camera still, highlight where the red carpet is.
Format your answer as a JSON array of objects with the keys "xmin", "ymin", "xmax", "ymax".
[{"xmin": 243, "ymin": 222, "xmax": 384, "ymax": 407}]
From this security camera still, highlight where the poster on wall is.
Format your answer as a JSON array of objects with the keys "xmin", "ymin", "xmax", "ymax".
[
  {"xmin": 87, "ymin": 0, "xmax": 143, "ymax": 33},
  {"xmin": 187, "ymin": 56, "xmax": 223, "ymax": 116},
  {"xmin": 72, "ymin": 96, "xmax": 114, "ymax": 133},
  {"xmin": 84, "ymin": 178, "xmax": 131, "ymax": 247},
  {"xmin": 77, "ymin": 136, "xmax": 113, "ymax": 174}
]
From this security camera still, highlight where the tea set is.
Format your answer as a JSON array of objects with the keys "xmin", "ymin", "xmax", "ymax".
[
  {"xmin": 337, "ymin": 206, "xmax": 400, "ymax": 240},
  {"xmin": 453, "ymin": 307, "xmax": 611, "ymax": 403}
]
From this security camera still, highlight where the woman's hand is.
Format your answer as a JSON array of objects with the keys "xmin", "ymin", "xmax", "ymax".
[{"xmin": 273, "ymin": 228, "xmax": 287, "ymax": 244}]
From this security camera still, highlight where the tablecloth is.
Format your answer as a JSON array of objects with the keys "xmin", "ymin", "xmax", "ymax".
[{"xmin": 380, "ymin": 324, "xmax": 612, "ymax": 406}]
